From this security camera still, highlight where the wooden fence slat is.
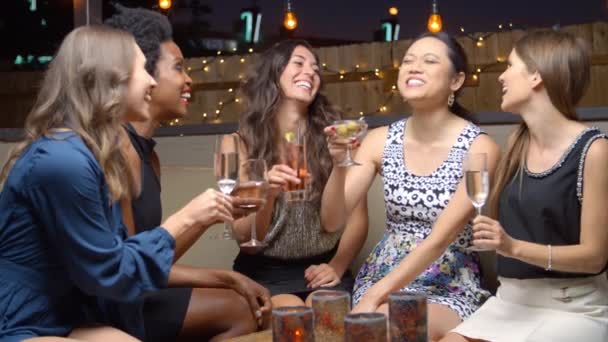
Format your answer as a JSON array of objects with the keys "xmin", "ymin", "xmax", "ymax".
[{"xmin": 592, "ymin": 22, "xmax": 608, "ymax": 54}]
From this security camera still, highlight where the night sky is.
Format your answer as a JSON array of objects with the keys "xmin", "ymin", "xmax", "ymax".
[{"xmin": 206, "ymin": 0, "xmax": 607, "ymax": 41}]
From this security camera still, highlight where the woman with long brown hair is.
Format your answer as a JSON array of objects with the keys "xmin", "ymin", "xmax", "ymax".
[
  {"xmin": 232, "ymin": 40, "xmax": 368, "ymax": 307},
  {"xmin": 0, "ymin": 26, "xmax": 238, "ymax": 341},
  {"xmin": 445, "ymin": 30, "xmax": 608, "ymax": 342}
]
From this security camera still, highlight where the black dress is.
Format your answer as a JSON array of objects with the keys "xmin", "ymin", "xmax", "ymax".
[
  {"xmin": 125, "ymin": 124, "xmax": 193, "ymax": 342},
  {"xmin": 497, "ymin": 126, "xmax": 608, "ymax": 278}
]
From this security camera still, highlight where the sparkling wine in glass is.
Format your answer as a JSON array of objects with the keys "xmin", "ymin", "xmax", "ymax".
[
  {"xmin": 214, "ymin": 134, "xmax": 239, "ymax": 240},
  {"xmin": 282, "ymin": 121, "xmax": 309, "ymax": 202},
  {"xmin": 333, "ymin": 118, "xmax": 368, "ymax": 167},
  {"xmin": 235, "ymin": 159, "xmax": 269, "ymax": 250},
  {"xmin": 465, "ymin": 153, "xmax": 490, "ymax": 252}
]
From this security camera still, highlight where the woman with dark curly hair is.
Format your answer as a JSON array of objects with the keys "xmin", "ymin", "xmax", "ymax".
[
  {"xmin": 105, "ymin": 5, "xmax": 271, "ymax": 342},
  {"xmin": 232, "ymin": 40, "xmax": 368, "ymax": 308}
]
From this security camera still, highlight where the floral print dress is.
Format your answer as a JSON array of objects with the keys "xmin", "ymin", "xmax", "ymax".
[{"xmin": 352, "ymin": 119, "xmax": 489, "ymax": 319}]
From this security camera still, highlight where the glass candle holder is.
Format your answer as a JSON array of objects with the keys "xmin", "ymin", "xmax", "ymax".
[
  {"xmin": 388, "ymin": 291, "xmax": 428, "ymax": 342},
  {"xmin": 311, "ymin": 290, "xmax": 351, "ymax": 342},
  {"xmin": 344, "ymin": 312, "xmax": 387, "ymax": 342},
  {"xmin": 272, "ymin": 306, "xmax": 314, "ymax": 342}
]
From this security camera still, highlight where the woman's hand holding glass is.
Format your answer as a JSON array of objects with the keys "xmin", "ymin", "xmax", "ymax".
[
  {"xmin": 471, "ymin": 215, "xmax": 515, "ymax": 256},
  {"xmin": 267, "ymin": 164, "xmax": 301, "ymax": 195},
  {"xmin": 323, "ymin": 119, "xmax": 367, "ymax": 167}
]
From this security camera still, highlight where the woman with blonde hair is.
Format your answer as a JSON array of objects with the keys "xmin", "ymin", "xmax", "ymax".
[
  {"xmin": 0, "ymin": 26, "xmax": 238, "ymax": 341},
  {"xmin": 444, "ymin": 30, "xmax": 608, "ymax": 342}
]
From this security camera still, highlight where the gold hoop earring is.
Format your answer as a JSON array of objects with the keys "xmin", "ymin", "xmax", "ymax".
[{"xmin": 447, "ymin": 93, "xmax": 455, "ymax": 107}]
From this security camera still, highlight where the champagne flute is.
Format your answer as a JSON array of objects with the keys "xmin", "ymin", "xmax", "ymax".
[
  {"xmin": 234, "ymin": 159, "xmax": 269, "ymax": 250},
  {"xmin": 282, "ymin": 121, "xmax": 309, "ymax": 202},
  {"xmin": 465, "ymin": 153, "xmax": 490, "ymax": 252},
  {"xmin": 213, "ymin": 134, "xmax": 239, "ymax": 240},
  {"xmin": 332, "ymin": 118, "xmax": 368, "ymax": 167}
]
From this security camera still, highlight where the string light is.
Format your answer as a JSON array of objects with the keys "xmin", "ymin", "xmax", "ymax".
[
  {"xmin": 283, "ymin": 0, "xmax": 298, "ymax": 30},
  {"xmin": 159, "ymin": 0, "xmax": 171, "ymax": 10},
  {"xmin": 176, "ymin": 19, "xmax": 521, "ymax": 124},
  {"xmin": 427, "ymin": 0, "xmax": 442, "ymax": 33}
]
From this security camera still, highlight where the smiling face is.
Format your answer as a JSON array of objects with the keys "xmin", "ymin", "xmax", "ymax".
[
  {"xmin": 278, "ymin": 45, "xmax": 321, "ymax": 106},
  {"xmin": 397, "ymin": 37, "xmax": 464, "ymax": 109},
  {"xmin": 498, "ymin": 49, "xmax": 537, "ymax": 113},
  {"xmin": 149, "ymin": 41, "xmax": 192, "ymax": 121},
  {"xmin": 125, "ymin": 43, "xmax": 157, "ymax": 121}
]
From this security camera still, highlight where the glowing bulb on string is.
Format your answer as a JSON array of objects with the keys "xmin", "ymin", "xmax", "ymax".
[
  {"xmin": 427, "ymin": 0, "xmax": 442, "ymax": 33},
  {"xmin": 284, "ymin": 11, "xmax": 297, "ymax": 30},
  {"xmin": 284, "ymin": 0, "xmax": 297, "ymax": 30},
  {"xmin": 159, "ymin": 0, "xmax": 171, "ymax": 10}
]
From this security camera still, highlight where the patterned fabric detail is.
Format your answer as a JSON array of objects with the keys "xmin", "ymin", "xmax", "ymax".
[
  {"xmin": 353, "ymin": 119, "xmax": 490, "ymax": 319},
  {"xmin": 526, "ymin": 127, "xmax": 599, "ymax": 178},
  {"xmin": 260, "ymin": 194, "xmax": 342, "ymax": 259},
  {"xmin": 576, "ymin": 132, "xmax": 607, "ymax": 203}
]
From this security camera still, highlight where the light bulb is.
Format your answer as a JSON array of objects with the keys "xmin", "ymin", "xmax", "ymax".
[
  {"xmin": 159, "ymin": 0, "xmax": 171, "ymax": 10},
  {"xmin": 427, "ymin": 14, "xmax": 442, "ymax": 33},
  {"xmin": 427, "ymin": 1, "xmax": 442, "ymax": 33},
  {"xmin": 284, "ymin": 11, "xmax": 297, "ymax": 30}
]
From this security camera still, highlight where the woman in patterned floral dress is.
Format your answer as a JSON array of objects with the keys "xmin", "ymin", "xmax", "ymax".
[{"xmin": 322, "ymin": 32, "xmax": 501, "ymax": 341}]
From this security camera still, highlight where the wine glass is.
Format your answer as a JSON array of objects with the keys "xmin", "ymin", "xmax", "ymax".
[
  {"xmin": 332, "ymin": 118, "xmax": 368, "ymax": 167},
  {"xmin": 464, "ymin": 152, "xmax": 490, "ymax": 252},
  {"xmin": 235, "ymin": 159, "xmax": 269, "ymax": 250},
  {"xmin": 213, "ymin": 134, "xmax": 239, "ymax": 240}
]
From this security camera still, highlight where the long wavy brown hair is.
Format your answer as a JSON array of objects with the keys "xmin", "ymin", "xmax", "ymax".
[
  {"xmin": 0, "ymin": 26, "xmax": 137, "ymax": 200},
  {"xmin": 489, "ymin": 30, "xmax": 591, "ymax": 217},
  {"xmin": 238, "ymin": 40, "xmax": 342, "ymax": 201}
]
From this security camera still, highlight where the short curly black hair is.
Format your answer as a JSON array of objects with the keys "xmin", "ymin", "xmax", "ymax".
[{"xmin": 104, "ymin": 4, "xmax": 172, "ymax": 75}]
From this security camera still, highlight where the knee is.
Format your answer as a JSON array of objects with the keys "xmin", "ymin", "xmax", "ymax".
[
  {"xmin": 227, "ymin": 292, "xmax": 258, "ymax": 335},
  {"xmin": 272, "ymin": 294, "xmax": 305, "ymax": 308}
]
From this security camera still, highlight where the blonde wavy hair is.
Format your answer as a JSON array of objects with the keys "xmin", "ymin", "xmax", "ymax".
[{"xmin": 0, "ymin": 26, "xmax": 137, "ymax": 200}]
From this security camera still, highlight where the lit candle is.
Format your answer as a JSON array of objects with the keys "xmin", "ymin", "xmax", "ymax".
[{"xmin": 272, "ymin": 306, "xmax": 313, "ymax": 342}]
